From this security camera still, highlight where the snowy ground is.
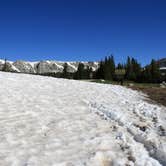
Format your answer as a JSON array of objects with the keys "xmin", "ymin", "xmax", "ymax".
[{"xmin": 0, "ymin": 72, "xmax": 165, "ymax": 166}]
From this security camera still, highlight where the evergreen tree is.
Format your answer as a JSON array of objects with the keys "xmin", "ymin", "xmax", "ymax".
[
  {"xmin": 141, "ymin": 66, "xmax": 152, "ymax": 83},
  {"xmin": 110, "ymin": 55, "xmax": 115, "ymax": 79},
  {"xmin": 117, "ymin": 63, "xmax": 124, "ymax": 69},
  {"xmin": 74, "ymin": 63, "xmax": 85, "ymax": 79},
  {"xmin": 103, "ymin": 55, "xmax": 115, "ymax": 80},
  {"xmin": 62, "ymin": 63, "xmax": 68, "ymax": 78},
  {"xmin": 95, "ymin": 61, "xmax": 104, "ymax": 79},
  {"xmin": 125, "ymin": 56, "xmax": 131, "ymax": 80},
  {"xmin": 104, "ymin": 56, "xmax": 111, "ymax": 80},
  {"xmin": 85, "ymin": 66, "xmax": 93, "ymax": 79},
  {"xmin": 139, "ymin": 59, "xmax": 160, "ymax": 83},
  {"xmin": 150, "ymin": 59, "xmax": 160, "ymax": 83},
  {"xmin": 125, "ymin": 57, "xmax": 141, "ymax": 81},
  {"xmin": 131, "ymin": 58, "xmax": 141, "ymax": 81},
  {"xmin": 95, "ymin": 55, "xmax": 115, "ymax": 80}
]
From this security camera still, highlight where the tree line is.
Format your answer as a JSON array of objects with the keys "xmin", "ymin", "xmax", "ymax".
[
  {"xmin": 1, "ymin": 57, "xmax": 165, "ymax": 83},
  {"xmin": 61, "ymin": 56, "xmax": 165, "ymax": 83}
]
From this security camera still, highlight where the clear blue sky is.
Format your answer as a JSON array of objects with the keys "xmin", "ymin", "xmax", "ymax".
[{"xmin": 0, "ymin": 0, "xmax": 165, "ymax": 65}]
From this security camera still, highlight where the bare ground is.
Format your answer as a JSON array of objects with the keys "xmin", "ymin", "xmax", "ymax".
[{"xmin": 129, "ymin": 86, "xmax": 166, "ymax": 107}]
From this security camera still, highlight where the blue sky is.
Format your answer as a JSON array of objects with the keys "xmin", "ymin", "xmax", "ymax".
[{"xmin": 0, "ymin": 0, "xmax": 165, "ymax": 65}]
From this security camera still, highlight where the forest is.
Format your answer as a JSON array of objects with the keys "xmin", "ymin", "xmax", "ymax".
[{"xmin": 61, "ymin": 56, "xmax": 165, "ymax": 83}]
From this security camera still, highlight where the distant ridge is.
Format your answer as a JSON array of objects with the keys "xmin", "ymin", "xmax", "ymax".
[{"xmin": 0, "ymin": 59, "xmax": 99, "ymax": 74}]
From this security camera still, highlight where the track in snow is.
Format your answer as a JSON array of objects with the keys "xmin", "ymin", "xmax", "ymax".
[{"xmin": 0, "ymin": 72, "xmax": 165, "ymax": 166}]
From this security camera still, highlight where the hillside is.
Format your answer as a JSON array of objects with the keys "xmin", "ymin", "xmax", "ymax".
[{"xmin": 0, "ymin": 72, "xmax": 165, "ymax": 166}]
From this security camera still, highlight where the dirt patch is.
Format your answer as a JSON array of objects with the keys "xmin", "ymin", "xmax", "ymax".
[{"xmin": 129, "ymin": 86, "xmax": 166, "ymax": 107}]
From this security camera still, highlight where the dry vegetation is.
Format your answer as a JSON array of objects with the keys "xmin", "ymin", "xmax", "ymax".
[{"xmin": 129, "ymin": 86, "xmax": 166, "ymax": 107}]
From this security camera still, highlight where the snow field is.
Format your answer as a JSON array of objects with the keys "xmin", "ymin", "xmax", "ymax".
[{"xmin": 0, "ymin": 72, "xmax": 165, "ymax": 166}]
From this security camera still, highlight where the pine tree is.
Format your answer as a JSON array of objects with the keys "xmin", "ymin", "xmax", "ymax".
[
  {"xmin": 103, "ymin": 55, "xmax": 115, "ymax": 80},
  {"xmin": 125, "ymin": 56, "xmax": 132, "ymax": 80},
  {"xmin": 142, "ymin": 66, "xmax": 152, "ymax": 83},
  {"xmin": 85, "ymin": 66, "xmax": 93, "ymax": 79},
  {"xmin": 110, "ymin": 55, "xmax": 115, "ymax": 78},
  {"xmin": 103, "ymin": 56, "xmax": 110, "ymax": 80},
  {"xmin": 150, "ymin": 59, "xmax": 160, "ymax": 83},
  {"xmin": 104, "ymin": 56, "xmax": 110, "ymax": 80},
  {"xmin": 62, "ymin": 63, "xmax": 68, "ymax": 78},
  {"xmin": 74, "ymin": 63, "xmax": 85, "ymax": 79},
  {"xmin": 95, "ymin": 61, "xmax": 104, "ymax": 79},
  {"xmin": 133, "ymin": 59, "xmax": 141, "ymax": 82},
  {"xmin": 139, "ymin": 59, "xmax": 160, "ymax": 83},
  {"xmin": 125, "ymin": 57, "xmax": 141, "ymax": 81},
  {"xmin": 117, "ymin": 63, "xmax": 124, "ymax": 69}
]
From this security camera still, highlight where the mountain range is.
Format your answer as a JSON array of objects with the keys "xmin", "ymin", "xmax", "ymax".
[
  {"xmin": 0, "ymin": 58, "xmax": 165, "ymax": 75},
  {"xmin": 0, "ymin": 60, "xmax": 99, "ymax": 74}
]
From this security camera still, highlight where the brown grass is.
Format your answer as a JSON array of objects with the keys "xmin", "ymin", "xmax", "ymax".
[{"xmin": 129, "ymin": 86, "xmax": 166, "ymax": 107}]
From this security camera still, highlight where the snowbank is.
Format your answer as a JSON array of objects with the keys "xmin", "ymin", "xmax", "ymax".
[{"xmin": 0, "ymin": 72, "xmax": 165, "ymax": 166}]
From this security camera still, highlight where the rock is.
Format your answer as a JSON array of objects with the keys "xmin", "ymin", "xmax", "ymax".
[
  {"xmin": 13, "ymin": 60, "xmax": 35, "ymax": 73},
  {"xmin": 1, "ymin": 62, "xmax": 18, "ymax": 72},
  {"xmin": 36, "ymin": 61, "xmax": 63, "ymax": 74},
  {"xmin": 158, "ymin": 125, "xmax": 166, "ymax": 136},
  {"xmin": 134, "ymin": 122, "xmax": 149, "ymax": 132},
  {"xmin": 127, "ymin": 155, "xmax": 136, "ymax": 163},
  {"xmin": 91, "ymin": 152, "xmax": 113, "ymax": 166},
  {"xmin": 129, "ymin": 83, "xmax": 134, "ymax": 87},
  {"xmin": 160, "ymin": 81, "xmax": 166, "ymax": 88}
]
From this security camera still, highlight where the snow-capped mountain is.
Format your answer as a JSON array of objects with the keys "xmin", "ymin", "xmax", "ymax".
[{"xmin": 0, "ymin": 59, "xmax": 99, "ymax": 74}]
